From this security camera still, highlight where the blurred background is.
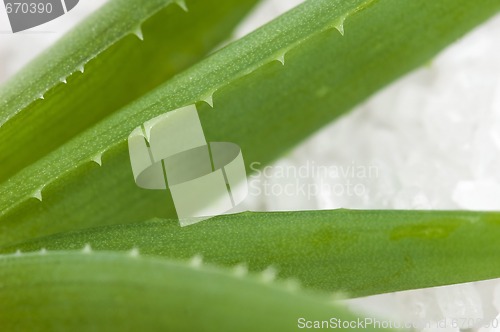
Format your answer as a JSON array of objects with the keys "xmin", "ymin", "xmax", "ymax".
[{"xmin": 1, "ymin": 1, "xmax": 500, "ymax": 331}]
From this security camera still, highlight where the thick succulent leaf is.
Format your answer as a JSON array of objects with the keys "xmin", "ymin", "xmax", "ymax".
[
  {"xmin": 1, "ymin": 0, "xmax": 500, "ymax": 246},
  {"xmin": 0, "ymin": 250, "xmax": 388, "ymax": 331},
  {"xmin": 0, "ymin": 0, "xmax": 259, "ymax": 182},
  {"xmin": 2, "ymin": 210, "xmax": 499, "ymax": 298}
]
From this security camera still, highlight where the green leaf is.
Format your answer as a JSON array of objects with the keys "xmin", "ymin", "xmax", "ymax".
[
  {"xmin": 0, "ymin": 0, "xmax": 259, "ymax": 182},
  {"xmin": 0, "ymin": 250, "xmax": 385, "ymax": 331},
  {"xmin": 3, "ymin": 210, "xmax": 499, "ymax": 297},
  {"xmin": 1, "ymin": 0, "xmax": 499, "ymax": 247}
]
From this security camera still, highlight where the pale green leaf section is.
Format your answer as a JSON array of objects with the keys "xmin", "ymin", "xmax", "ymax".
[
  {"xmin": 0, "ymin": 250, "xmax": 389, "ymax": 331},
  {"xmin": 3, "ymin": 210, "xmax": 499, "ymax": 298}
]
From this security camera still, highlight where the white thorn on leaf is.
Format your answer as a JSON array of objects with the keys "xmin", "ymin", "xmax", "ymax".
[
  {"xmin": 60, "ymin": 78, "xmax": 67, "ymax": 84},
  {"xmin": 82, "ymin": 244, "xmax": 92, "ymax": 254},
  {"xmin": 91, "ymin": 153, "xmax": 102, "ymax": 166},
  {"xmin": 201, "ymin": 94, "xmax": 214, "ymax": 108},
  {"xmin": 189, "ymin": 254, "xmax": 203, "ymax": 268},
  {"xmin": 175, "ymin": 0, "xmax": 188, "ymax": 12},
  {"xmin": 39, "ymin": 94, "xmax": 44, "ymax": 100},
  {"xmin": 334, "ymin": 23, "xmax": 344, "ymax": 36},
  {"xmin": 32, "ymin": 188, "xmax": 43, "ymax": 202},
  {"xmin": 78, "ymin": 65, "xmax": 85, "ymax": 73},
  {"xmin": 132, "ymin": 26, "xmax": 144, "ymax": 41},
  {"xmin": 233, "ymin": 263, "xmax": 248, "ymax": 277},
  {"xmin": 129, "ymin": 248, "xmax": 140, "ymax": 258},
  {"xmin": 261, "ymin": 266, "xmax": 277, "ymax": 283},
  {"xmin": 276, "ymin": 53, "xmax": 285, "ymax": 65},
  {"xmin": 333, "ymin": 15, "xmax": 347, "ymax": 36}
]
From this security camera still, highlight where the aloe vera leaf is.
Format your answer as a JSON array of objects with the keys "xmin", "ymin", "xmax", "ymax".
[
  {"xmin": 0, "ymin": 0, "xmax": 259, "ymax": 182},
  {"xmin": 0, "ymin": 250, "xmax": 388, "ymax": 331},
  {"xmin": 3, "ymin": 210, "xmax": 499, "ymax": 298},
  {"xmin": 1, "ymin": 0, "xmax": 500, "ymax": 246}
]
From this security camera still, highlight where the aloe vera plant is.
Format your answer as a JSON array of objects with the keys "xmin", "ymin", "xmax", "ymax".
[
  {"xmin": 0, "ymin": 0, "xmax": 259, "ymax": 182},
  {"xmin": 1, "ymin": 0, "xmax": 500, "ymax": 330}
]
